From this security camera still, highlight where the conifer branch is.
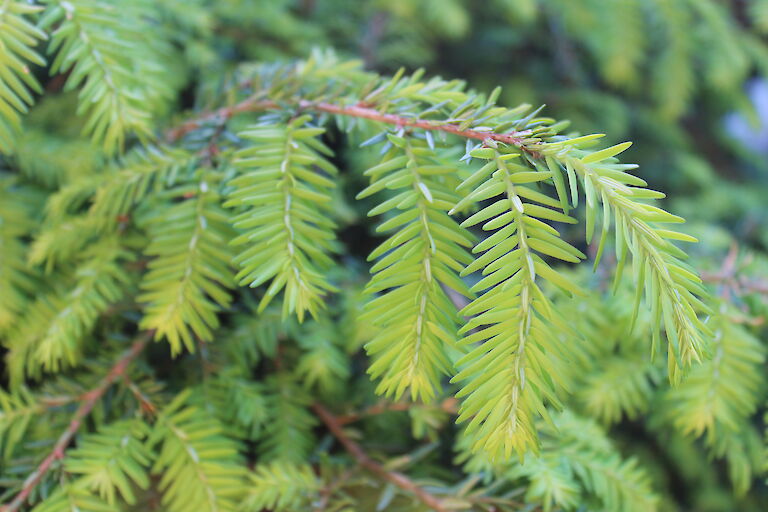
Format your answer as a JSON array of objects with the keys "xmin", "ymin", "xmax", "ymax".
[
  {"xmin": 313, "ymin": 468, "xmax": 355, "ymax": 512},
  {"xmin": 1, "ymin": 332, "xmax": 151, "ymax": 512},
  {"xmin": 336, "ymin": 398, "xmax": 459, "ymax": 425},
  {"xmin": 3, "ymin": 4, "xmax": 763, "ymax": 508},
  {"xmin": 168, "ymin": 98, "xmax": 535, "ymax": 149},
  {"xmin": 311, "ymin": 101, "xmax": 534, "ymax": 146},
  {"xmin": 227, "ymin": 117, "xmax": 339, "ymax": 320},
  {"xmin": 138, "ymin": 173, "xmax": 236, "ymax": 354},
  {"xmin": 149, "ymin": 391, "xmax": 244, "ymax": 512},
  {"xmin": 0, "ymin": 1, "xmax": 46, "ymax": 153},
  {"xmin": 359, "ymin": 138, "xmax": 472, "ymax": 402},
  {"xmin": 312, "ymin": 404, "xmax": 449, "ymax": 512}
]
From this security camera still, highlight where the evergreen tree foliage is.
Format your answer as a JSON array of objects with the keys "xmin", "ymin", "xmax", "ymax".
[{"xmin": 1, "ymin": 1, "xmax": 767, "ymax": 511}]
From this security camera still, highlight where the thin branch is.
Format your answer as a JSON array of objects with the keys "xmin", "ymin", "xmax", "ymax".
[
  {"xmin": 336, "ymin": 398, "xmax": 458, "ymax": 426},
  {"xmin": 167, "ymin": 97, "xmax": 535, "ymax": 150},
  {"xmin": 312, "ymin": 404, "xmax": 449, "ymax": 512},
  {"xmin": 38, "ymin": 395, "xmax": 78, "ymax": 408},
  {"xmin": 698, "ymin": 244, "xmax": 766, "ymax": 325},
  {"xmin": 710, "ymin": 243, "xmax": 739, "ymax": 300},
  {"xmin": 702, "ymin": 271, "xmax": 768, "ymax": 297},
  {"xmin": 1, "ymin": 332, "xmax": 152, "ymax": 512},
  {"xmin": 701, "ymin": 244, "xmax": 768, "ymax": 299},
  {"xmin": 123, "ymin": 376, "xmax": 157, "ymax": 417},
  {"xmin": 313, "ymin": 468, "xmax": 355, "ymax": 512},
  {"xmin": 166, "ymin": 95, "xmax": 264, "ymax": 142},
  {"xmin": 310, "ymin": 101, "xmax": 534, "ymax": 147}
]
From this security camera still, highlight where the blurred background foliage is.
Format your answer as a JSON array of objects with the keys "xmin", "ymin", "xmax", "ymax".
[{"xmin": 4, "ymin": 0, "xmax": 768, "ymax": 511}]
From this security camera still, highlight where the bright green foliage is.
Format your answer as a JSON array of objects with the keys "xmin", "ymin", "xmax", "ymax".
[
  {"xmin": 241, "ymin": 461, "xmax": 319, "ymax": 512},
  {"xmin": 1, "ymin": 2, "xmax": 767, "ymax": 511},
  {"xmin": 257, "ymin": 375, "xmax": 317, "ymax": 463},
  {"xmin": 360, "ymin": 138, "xmax": 471, "ymax": 403},
  {"xmin": 219, "ymin": 306, "xmax": 283, "ymax": 369},
  {"xmin": 515, "ymin": 410, "xmax": 659, "ymax": 512},
  {"xmin": 0, "ymin": 1, "xmax": 45, "ymax": 153},
  {"xmin": 38, "ymin": 0, "xmax": 175, "ymax": 154},
  {"xmin": 15, "ymin": 130, "xmax": 102, "ymax": 188},
  {"xmin": 31, "ymin": 490, "xmax": 112, "ymax": 512},
  {"xmin": 5, "ymin": 238, "xmax": 132, "ymax": 385},
  {"xmin": 149, "ymin": 391, "xmax": 245, "ymax": 512},
  {"xmin": 451, "ymin": 147, "xmax": 582, "ymax": 458},
  {"xmin": 459, "ymin": 410, "xmax": 658, "ymax": 512},
  {"xmin": 31, "ymin": 420, "xmax": 151, "ymax": 511},
  {"xmin": 542, "ymin": 282, "xmax": 766, "ymax": 505},
  {"xmin": 227, "ymin": 117, "xmax": 339, "ymax": 320},
  {"xmin": 138, "ymin": 173, "xmax": 235, "ymax": 354},
  {"xmin": 0, "ymin": 177, "xmax": 37, "ymax": 332},
  {"xmin": 0, "ymin": 387, "xmax": 39, "ymax": 459},
  {"xmin": 29, "ymin": 146, "xmax": 192, "ymax": 270},
  {"xmin": 666, "ymin": 310, "xmax": 766, "ymax": 439},
  {"xmin": 539, "ymin": 139, "xmax": 710, "ymax": 382},
  {"xmin": 548, "ymin": 0, "xmax": 646, "ymax": 89},
  {"xmin": 210, "ymin": 373, "xmax": 269, "ymax": 439},
  {"xmin": 32, "ymin": 240, "xmax": 130, "ymax": 369},
  {"xmin": 295, "ymin": 318, "xmax": 350, "ymax": 393},
  {"xmin": 27, "ymin": 215, "xmax": 102, "ymax": 272},
  {"xmin": 61, "ymin": 420, "xmax": 151, "ymax": 505},
  {"xmin": 87, "ymin": 147, "xmax": 193, "ymax": 229},
  {"xmin": 663, "ymin": 309, "xmax": 767, "ymax": 493},
  {"xmin": 558, "ymin": 290, "xmax": 659, "ymax": 425}
]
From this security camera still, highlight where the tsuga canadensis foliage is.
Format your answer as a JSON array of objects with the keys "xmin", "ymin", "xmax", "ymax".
[{"xmin": 1, "ymin": 1, "xmax": 767, "ymax": 511}]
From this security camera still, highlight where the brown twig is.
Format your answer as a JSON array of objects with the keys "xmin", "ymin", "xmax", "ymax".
[
  {"xmin": 699, "ymin": 245, "xmax": 767, "ymax": 325},
  {"xmin": 1, "ymin": 333, "xmax": 152, "ymax": 512},
  {"xmin": 702, "ymin": 271, "xmax": 768, "ymax": 298},
  {"xmin": 123, "ymin": 376, "xmax": 157, "ymax": 417},
  {"xmin": 167, "ymin": 97, "xmax": 536, "ymax": 151},
  {"xmin": 313, "ymin": 404, "xmax": 449, "ymax": 512},
  {"xmin": 313, "ymin": 467, "xmax": 355, "ymax": 512},
  {"xmin": 701, "ymin": 244, "xmax": 768, "ymax": 299},
  {"xmin": 38, "ymin": 395, "xmax": 78, "ymax": 408},
  {"xmin": 336, "ymin": 398, "xmax": 458, "ymax": 426},
  {"xmin": 166, "ymin": 95, "xmax": 265, "ymax": 142}
]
